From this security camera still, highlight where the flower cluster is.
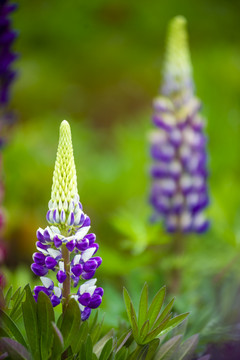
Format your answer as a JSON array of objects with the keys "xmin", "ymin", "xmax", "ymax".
[
  {"xmin": 150, "ymin": 16, "xmax": 209, "ymax": 234},
  {"xmin": 0, "ymin": 0, "xmax": 17, "ymax": 107},
  {"xmin": 31, "ymin": 120, "xmax": 103, "ymax": 320}
]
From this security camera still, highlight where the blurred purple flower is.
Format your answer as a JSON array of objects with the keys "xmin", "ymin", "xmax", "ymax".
[{"xmin": 150, "ymin": 16, "xmax": 209, "ymax": 234}]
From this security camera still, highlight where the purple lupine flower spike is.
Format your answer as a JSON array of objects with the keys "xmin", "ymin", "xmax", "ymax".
[
  {"xmin": 150, "ymin": 16, "xmax": 209, "ymax": 234},
  {"xmin": 31, "ymin": 121, "xmax": 103, "ymax": 320}
]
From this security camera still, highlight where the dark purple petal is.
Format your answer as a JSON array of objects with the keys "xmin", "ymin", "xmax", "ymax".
[
  {"xmin": 53, "ymin": 235, "xmax": 62, "ymax": 248},
  {"xmin": 92, "ymin": 257, "xmax": 102, "ymax": 267},
  {"xmin": 82, "ymin": 216, "xmax": 90, "ymax": 227},
  {"xmin": 51, "ymin": 294, "xmax": 61, "ymax": 307},
  {"xmin": 36, "ymin": 241, "xmax": 49, "ymax": 250},
  {"xmin": 33, "ymin": 252, "xmax": 46, "ymax": 265},
  {"xmin": 85, "ymin": 233, "xmax": 96, "ymax": 245},
  {"xmin": 66, "ymin": 239, "xmax": 75, "ymax": 252},
  {"xmin": 94, "ymin": 287, "xmax": 104, "ymax": 297},
  {"xmin": 83, "ymin": 259, "xmax": 98, "ymax": 273},
  {"xmin": 45, "ymin": 256, "xmax": 57, "ymax": 269},
  {"xmin": 34, "ymin": 286, "xmax": 51, "ymax": 297},
  {"xmin": 31, "ymin": 263, "xmax": 48, "ymax": 276},
  {"xmin": 71, "ymin": 275, "xmax": 79, "ymax": 287},
  {"xmin": 56, "ymin": 270, "xmax": 67, "ymax": 283},
  {"xmin": 78, "ymin": 292, "xmax": 91, "ymax": 306},
  {"xmin": 88, "ymin": 294, "xmax": 102, "ymax": 309},
  {"xmin": 36, "ymin": 230, "xmax": 45, "ymax": 243},
  {"xmin": 81, "ymin": 307, "xmax": 91, "ymax": 321},
  {"xmin": 43, "ymin": 229, "xmax": 51, "ymax": 242},
  {"xmin": 71, "ymin": 264, "xmax": 83, "ymax": 277},
  {"xmin": 81, "ymin": 270, "xmax": 95, "ymax": 280},
  {"xmin": 75, "ymin": 238, "xmax": 89, "ymax": 251}
]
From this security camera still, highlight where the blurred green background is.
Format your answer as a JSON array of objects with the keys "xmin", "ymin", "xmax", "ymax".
[{"xmin": 2, "ymin": 0, "xmax": 240, "ymax": 340}]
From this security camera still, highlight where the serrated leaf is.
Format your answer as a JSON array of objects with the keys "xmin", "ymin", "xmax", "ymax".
[
  {"xmin": 60, "ymin": 298, "xmax": 81, "ymax": 351},
  {"xmin": 159, "ymin": 313, "xmax": 189, "ymax": 337},
  {"xmin": 154, "ymin": 335, "xmax": 182, "ymax": 360},
  {"xmin": 94, "ymin": 329, "xmax": 114, "ymax": 357},
  {"xmin": 99, "ymin": 338, "xmax": 113, "ymax": 360},
  {"xmin": 147, "ymin": 286, "xmax": 166, "ymax": 329},
  {"xmin": 22, "ymin": 284, "xmax": 40, "ymax": 360},
  {"xmin": 0, "ymin": 337, "xmax": 31, "ymax": 360},
  {"xmin": 143, "ymin": 314, "xmax": 171, "ymax": 344},
  {"xmin": 138, "ymin": 283, "xmax": 148, "ymax": 330},
  {"xmin": 0, "ymin": 309, "xmax": 27, "ymax": 347},
  {"xmin": 153, "ymin": 298, "xmax": 175, "ymax": 329},
  {"xmin": 4, "ymin": 287, "xmax": 12, "ymax": 309},
  {"xmin": 140, "ymin": 320, "xmax": 149, "ymax": 341},
  {"xmin": 176, "ymin": 334, "xmax": 199, "ymax": 360},
  {"xmin": 50, "ymin": 322, "xmax": 64, "ymax": 360},
  {"xmin": 37, "ymin": 291, "xmax": 55, "ymax": 359}
]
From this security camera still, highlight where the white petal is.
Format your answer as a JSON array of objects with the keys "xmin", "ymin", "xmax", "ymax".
[
  {"xmin": 75, "ymin": 226, "xmax": 90, "ymax": 241},
  {"xmin": 73, "ymin": 254, "xmax": 81, "ymax": 265},
  {"xmin": 59, "ymin": 261, "xmax": 64, "ymax": 271},
  {"xmin": 40, "ymin": 277, "xmax": 53, "ymax": 288},
  {"xmin": 48, "ymin": 248, "xmax": 62, "ymax": 258},
  {"xmin": 54, "ymin": 286, "xmax": 62, "ymax": 298},
  {"xmin": 82, "ymin": 248, "xmax": 95, "ymax": 262}
]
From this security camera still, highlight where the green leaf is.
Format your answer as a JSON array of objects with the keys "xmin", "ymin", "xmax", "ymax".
[
  {"xmin": 72, "ymin": 320, "xmax": 89, "ymax": 353},
  {"xmin": 123, "ymin": 287, "xmax": 134, "ymax": 330},
  {"xmin": 159, "ymin": 313, "xmax": 189, "ymax": 337},
  {"xmin": 10, "ymin": 288, "xmax": 25, "ymax": 322},
  {"xmin": 93, "ymin": 329, "xmax": 114, "ymax": 358},
  {"xmin": 142, "ymin": 313, "xmax": 171, "ymax": 344},
  {"xmin": 176, "ymin": 334, "xmax": 199, "ymax": 360},
  {"xmin": 4, "ymin": 286, "xmax": 13, "ymax": 308},
  {"xmin": 139, "ymin": 320, "xmax": 149, "ymax": 341},
  {"xmin": 89, "ymin": 310, "xmax": 98, "ymax": 334},
  {"xmin": 37, "ymin": 291, "xmax": 55, "ymax": 359},
  {"xmin": 22, "ymin": 284, "xmax": 40, "ymax": 360},
  {"xmin": 91, "ymin": 314, "xmax": 105, "ymax": 345},
  {"xmin": 130, "ymin": 302, "xmax": 139, "ymax": 342},
  {"xmin": 154, "ymin": 335, "xmax": 182, "ymax": 360},
  {"xmin": 144, "ymin": 338, "xmax": 160, "ymax": 360},
  {"xmin": 115, "ymin": 346, "xmax": 128, "ymax": 360},
  {"xmin": 138, "ymin": 283, "xmax": 148, "ymax": 330},
  {"xmin": 99, "ymin": 338, "xmax": 113, "ymax": 360},
  {"xmin": 153, "ymin": 298, "xmax": 175, "ymax": 329},
  {"xmin": 115, "ymin": 330, "xmax": 132, "ymax": 353},
  {"xmin": 0, "ymin": 337, "xmax": 31, "ymax": 360},
  {"xmin": 147, "ymin": 286, "xmax": 166, "ymax": 329},
  {"xmin": 50, "ymin": 322, "xmax": 64, "ymax": 360},
  {"xmin": 0, "ymin": 309, "xmax": 27, "ymax": 347},
  {"xmin": 85, "ymin": 334, "xmax": 94, "ymax": 360},
  {"xmin": 60, "ymin": 298, "xmax": 81, "ymax": 351}
]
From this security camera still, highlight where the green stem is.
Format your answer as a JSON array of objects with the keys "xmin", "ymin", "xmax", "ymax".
[
  {"xmin": 169, "ymin": 232, "xmax": 185, "ymax": 294},
  {"xmin": 62, "ymin": 244, "xmax": 70, "ymax": 314}
]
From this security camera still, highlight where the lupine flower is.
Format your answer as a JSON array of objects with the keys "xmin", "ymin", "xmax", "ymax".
[
  {"xmin": 150, "ymin": 16, "xmax": 209, "ymax": 234},
  {"xmin": 31, "ymin": 120, "xmax": 103, "ymax": 320}
]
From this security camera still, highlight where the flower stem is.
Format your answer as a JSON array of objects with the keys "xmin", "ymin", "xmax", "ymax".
[{"xmin": 62, "ymin": 244, "xmax": 70, "ymax": 314}]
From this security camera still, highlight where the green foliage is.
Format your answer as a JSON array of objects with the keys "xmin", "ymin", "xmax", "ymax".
[
  {"xmin": 123, "ymin": 284, "xmax": 189, "ymax": 345},
  {"xmin": 0, "ymin": 283, "xmax": 208, "ymax": 360}
]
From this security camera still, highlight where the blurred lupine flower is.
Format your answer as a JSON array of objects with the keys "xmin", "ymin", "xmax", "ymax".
[
  {"xmin": 150, "ymin": 16, "xmax": 209, "ymax": 234},
  {"xmin": 31, "ymin": 120, "xmax": 103, "ymax": 320}
]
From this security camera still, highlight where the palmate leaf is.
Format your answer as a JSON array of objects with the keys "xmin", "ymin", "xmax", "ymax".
[
  {"xmin": 22, "ymin": 284, "xmax": 41, "ymax": 360},
  {"xmin": 123, "ymin": 284, "xmax": 189, "ymax": 348},
  {"xmin": 0, "ymin": 309, "xmax": 27, "ymax": 348},
  {"xmin": 0, "ymin": 337, "xmax": 31, "ymax": 360}
]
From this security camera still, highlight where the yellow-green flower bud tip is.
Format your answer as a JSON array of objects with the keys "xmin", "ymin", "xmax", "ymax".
[
  {"xmin": 50, "ymin": 120, "xmax": 78, "ymax": 210},
  {"xmin": 163, "ymin": 15, "xmax": 192, "ymax": 89}
]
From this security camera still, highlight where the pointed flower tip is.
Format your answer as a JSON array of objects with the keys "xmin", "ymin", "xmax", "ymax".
[
  {"xmin": 170, "ymin": 15, "xmax": 187, "ymax": 28},
  {"xmin": 60, "ymin": 119, "xmax": 70, "ymax": 132}
]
